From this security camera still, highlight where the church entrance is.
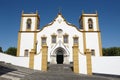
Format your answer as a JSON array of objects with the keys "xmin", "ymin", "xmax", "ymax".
[{"xmin": 56, "ymin": 50, "xmax": 64, "ymax": 64}]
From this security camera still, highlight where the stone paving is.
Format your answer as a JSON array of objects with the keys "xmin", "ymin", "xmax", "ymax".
[{"xmin": 0, "ymin": 61, "xmax": 120, "ymax": 80}]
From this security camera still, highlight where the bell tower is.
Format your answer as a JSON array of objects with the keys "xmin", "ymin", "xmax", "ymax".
[
  {"xmin": 79, "ymin": 11, "xmax": 102, "ymax": 56},
  {"xmin": 17, "ymin": 11, "xmax": 40, "ymax": 56},
  {"xmin": 20, "ymin": 11, "xmax": 40, "ymax": 31},
  {"xmin": 79, "ymin": 11, "xmax": 99, "ymax": 31}
]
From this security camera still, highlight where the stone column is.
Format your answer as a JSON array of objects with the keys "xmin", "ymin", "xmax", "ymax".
[
  {"xmin": 29, "ymin": 49, "xmax": 35, "ymax": 69},
  {"xmin": 86, "ymin": 49, "xmax": 92, "ymax": 75},
  {"xmin": 41, "ymin": 44, "xmax": 48, "ymax": 71},
  {"xmin": 72, "ymin": 44, "xmax": 79, "ymax": 73}
]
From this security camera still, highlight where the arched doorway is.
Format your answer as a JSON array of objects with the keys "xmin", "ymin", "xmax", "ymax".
[{"xmin": 56, "ymin": 50, "xmax": 64, "ymax": 64}]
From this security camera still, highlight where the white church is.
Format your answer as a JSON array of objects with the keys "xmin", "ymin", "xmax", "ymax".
[{"xmin": 0, "ymin": 11, "xmax": 120, "ymax": 75}]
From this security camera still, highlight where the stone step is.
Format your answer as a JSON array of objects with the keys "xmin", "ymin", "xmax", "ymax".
[{"xmin": 48, "ymin": 64, "xmax": 73, "ymax": 73}]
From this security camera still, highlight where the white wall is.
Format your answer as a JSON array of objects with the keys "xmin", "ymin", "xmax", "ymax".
[
  {"xmin": 0, "ymin": 52, "xmax": 29, "ymax": 68},
  {"xmin": 20, "ymin": 33, "xmax": 34, "ymax": 56},
  {"xmin": 92, "ymin": 56, "xmax": 120, "ymax": 75},
  {"xmin": 79, "ymin": 53, "xmax": 87, "ymax": 74},
  {"xmin": 34, "ymin": 53, "xmax": 42, "ymax": 70},
  {"xmin": 86, "ymin": 33, "xmax": 100, "ymax": 56}
]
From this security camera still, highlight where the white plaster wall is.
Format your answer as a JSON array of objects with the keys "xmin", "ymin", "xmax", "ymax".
[
  {"xmin": 34, "ymin": 53, "xmax": 42, "ymax": 70},
  {"xmin": 86, "ymin": 33, "xmax": 100, "ymax": 56},
  {"xmin": 92, "ymin": 56, "xmax": 120, "ymax": 75},
  {"xmin": 79, "ymin": 53, "xmax": 87, "ymax": 74},
  {"xmin": 20, "ymin": 33, "xmax": 34, "ymax": 56},
  {"xmin": 22, "ymin": 17, "xmax": 36, "ymax": 31},
  {"xmin": 0, "ymin": 52, "xmax": 29, "ymax": 68},
  {"xmin": 84, "ymin": 17, "xmax": 97, "ymax": 31},
  {"xmin": 36, "ymin": 14, "xmax": 84, "ymax": 62}
]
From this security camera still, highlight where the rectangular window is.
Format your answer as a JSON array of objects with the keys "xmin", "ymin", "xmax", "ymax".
[
  {"xmin": 91, "ymin": 49, "xmax": 95, "ymax": 56},
  {"xmin": 73, "ymin": 37, "xmax": 78, "ymax": 44},
  {"xmin": 24, "ymin": 49, "xmax": 29, "ymax": 57},
  {"xmin": 41, "ymin": 37, "xmax": 46, "ymax": 45},
  {"xmin": 52, "ymin": 35, "xmax": 56, "ymax": 43},
  {"xmin": 64, "ymin": 35, "xmax": 68, "ymax": 43}
]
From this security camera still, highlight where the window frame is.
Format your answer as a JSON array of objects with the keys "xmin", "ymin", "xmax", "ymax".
[
  {"xmin": 88, "ymin": 18, "xmax": 93, "ymax": 30},
  {"xmin": 51, "ymin": 35, "xmax": 57, "ymax": 43},
  {"xmin": 73, "ymin": 37, "xmax": 79, "ymax": 45},
  {"xmin": 41, "ymin": 37, "xmax": 47, "ymax": 45},
  {"xmin": 63, "ymin": 35, "xmax": 68, "ymax": 43},
  {"xmin": 26, "ymin": 18, "xmax": 32, "ymax": 30},
  {"xmin": 24, "ymin": 49, "xmax": 29, "ymax": 57}
]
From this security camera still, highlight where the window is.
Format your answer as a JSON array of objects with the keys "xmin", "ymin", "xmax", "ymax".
[
  {"xmin": 24, "ymin": 49, "xmax": 29, "ymax": 56},
  {"xmin": 91, "ymin": 49, "xmax": 95, "ymax": 56},
  {"xmin": 26, "ymin": 18, "xmax": 32, "ymax": 29},
  {"xmin": 52, "ymin": 35, "xmax": 56, "ymax": 43},
  {"xmin": 57, "ymin": 29, "xmax": 63, "ymax": 38},
  {"xmin": 88, "ymin": 18, "xmax": 93, "ymax": 29},
  {"xmin": 41, "ymin": 37, "xmax": 46, "ymax": 45},
  {"xmin": 73, "ymin": 37, "xmax": 78, "ymax": 44},
  {"xmin": 63, "ymin": 35, "xmax": 68, "ymax": 43},
  {"xmin": 57, "ymin": 29, "xmax": 63, "ymax": 34}
]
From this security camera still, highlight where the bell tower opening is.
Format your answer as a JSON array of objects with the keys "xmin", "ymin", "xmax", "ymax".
[{"xmin": 56, "ymin": 50, "xmax": 64, "ymax": 64}]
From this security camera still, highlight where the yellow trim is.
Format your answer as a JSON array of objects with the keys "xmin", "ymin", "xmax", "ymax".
[
  {"xmin": 22, "ymin": 14, "xmax": 40, "ymax": 18},
  {"xmin": 17, "ymin": 32, "xmax": 21, "ymax": 56},
  {"xmin": 98, "ymin": 32, "xmax": 103, "ymax": 56},
  {"xmin": 86, "ymin": 49, "xmax": 92, "ymax": 75},
  {"xmin": 96, "ymin": 15, "xmax": 102, "ymax": 56},
  {"xmin": 96, "ymin": 16, "xmax": 100, "ymax": 31},
  {"xmin": 73, "ymin": 44, "xmax": 79, "ymax": 73},
  {"xmin": 20, "ymin": 16, "xmax": 23, "ymax": 31},
  {"xmin": 33, "ymin": 17, "xmax": 38, "ymax": 53},
  {"xmin": 82, "ymin": 17, "xmax": 86, "ymax": 54},
  {"xmin": 29, "ymin": 49, "xmax": 35, "ymax": 69},
  {"xmin": 41, "ymin": 44, "xmax": 48, "ymax": 71},
  {"xmin": 81, "ymin": 14, "xmax": 98, "ymax": 17}
]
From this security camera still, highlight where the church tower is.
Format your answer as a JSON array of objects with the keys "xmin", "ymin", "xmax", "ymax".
[
  {"xmin": 17, "ymin": 11, "xmax": 40, "ymax": 56},
  {"xmin": 79, "ymin": 11, "xmax": 102, "ymax": 56}
]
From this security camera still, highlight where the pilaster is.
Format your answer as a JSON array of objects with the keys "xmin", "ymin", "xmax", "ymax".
[
  {"xmin": 86, "ymin": 49, "xmax": 92, "ymax": 75},
  {"xmin": 73, "ymin": 44, "xmax": 79, "ymax": 73},
  {"xmin": 29, "ymin": 49, "xmax": 35, "ymax": 69},
  {"xmin": 41, "ymin": 44, "xmax": 48, "ymax": 71}
]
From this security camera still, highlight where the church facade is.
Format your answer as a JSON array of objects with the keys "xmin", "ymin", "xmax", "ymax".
[{"xmin": 16, "ymin": 11, "xmax": 102, "ymax": 74}]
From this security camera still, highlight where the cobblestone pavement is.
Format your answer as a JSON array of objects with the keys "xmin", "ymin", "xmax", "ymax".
[{"xmin": 0, "ymin": 62, "xmax": 120, "ymax": 80}]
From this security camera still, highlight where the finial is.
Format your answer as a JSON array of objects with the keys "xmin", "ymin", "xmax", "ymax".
[
  {"xmin": 58, "ymin": 7, "xmax": 62, "ymax": 14},
  {"xmin": 36, "ymin": 10, "xmax": 38, "ymax": 14},
  {"xmin": 82, "ymin": 10, "xmax": 84, "ymax": 14},
  {"xmin": 95, "ymin": 10, "xmax": 98, "ymax": 14},
  {"xmin": 22, "ymin": 10, "xmax": 24, "ymax": 14}
]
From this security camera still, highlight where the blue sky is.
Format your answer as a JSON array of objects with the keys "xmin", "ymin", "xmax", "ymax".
[{"xmin": 0, "ymin": 0, "xmax": 120, "ymax": 51}]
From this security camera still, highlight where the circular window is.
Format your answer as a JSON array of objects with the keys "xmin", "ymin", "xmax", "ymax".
[{"xmin": 57, "ymin": 29, "xmax": 63, "ymax": 34}]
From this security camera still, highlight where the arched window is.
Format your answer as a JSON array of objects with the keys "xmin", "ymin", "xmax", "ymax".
[
  {"xmin": 24, "ymin": 49, "xmax": 29, "ymax": 56},
  {"xmin": 26, "ymin": 18, "xmax": 32, "ymax": 29},
  {"xmin": 41, "ymin": 37, "xmax": 46, "ymax": 45},
  {"xmin": 73, "ymin": 37, "xmax": 78, "ymax": 44},
  {"xmin": 88, "ymin": 18, "xmax": 93, "ymax": 29},
  {"xmin": 91, "ymin": 49, "xmax": 95, "ymax": 56}
]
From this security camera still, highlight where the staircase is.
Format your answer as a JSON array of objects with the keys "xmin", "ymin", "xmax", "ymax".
[
  {"xmin": 0, "ymin": 61, "xmax": 36, "ymax": 80},
  {"xmin": 48, "ymin": 64, "xmax": 73, "ymax": 73},
  {"xmin": 0, "ymin": 62, "xmax": 119, "ymax": 80}
]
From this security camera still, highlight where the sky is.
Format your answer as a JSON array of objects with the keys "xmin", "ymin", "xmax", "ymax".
[{"xmin": 0, "ymin": 0, "xmax": 120, "ymax": 51}]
